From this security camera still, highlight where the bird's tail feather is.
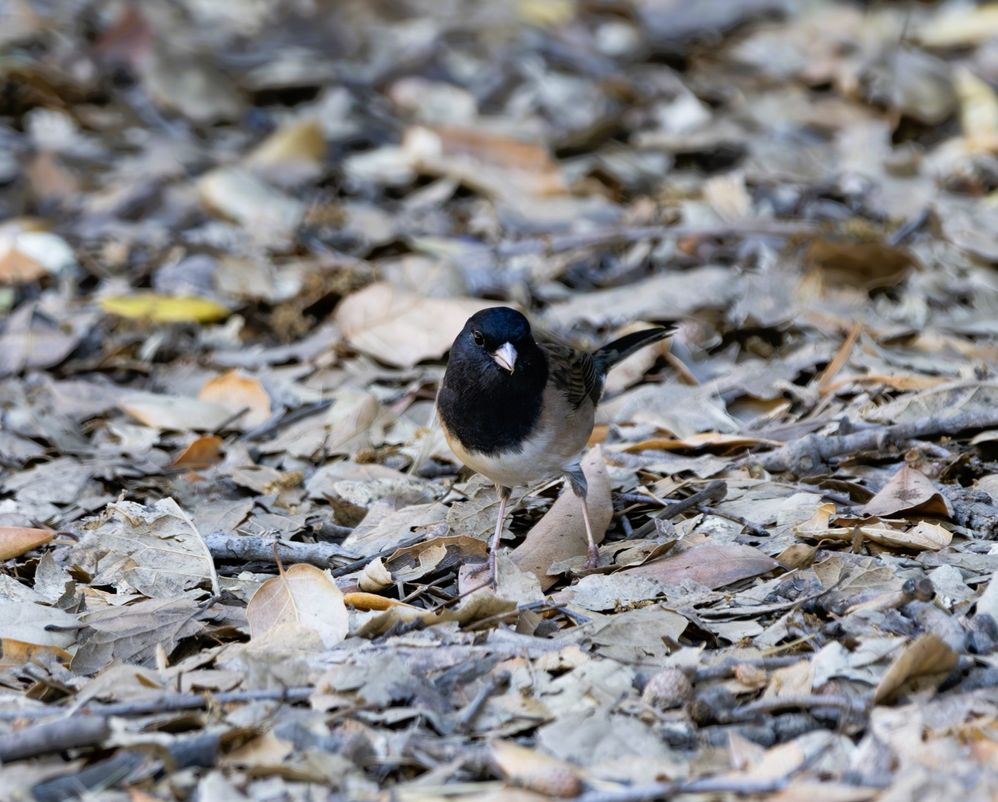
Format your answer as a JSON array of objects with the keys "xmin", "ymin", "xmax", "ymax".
[{"xmin": 594, "ymin": 325, "xmax": 675, "ymax": 372}]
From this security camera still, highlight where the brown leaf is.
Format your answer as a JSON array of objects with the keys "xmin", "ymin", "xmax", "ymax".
[
  {"xmin": 171, "ymin": 435, "xmax": 224, "ymax": 470},
  {"xmin": 489, "ymin": 740, "xmax": 582, "ymax": 798},
  {"xmin": 511, "ymin": 447, "xmax": 612, "ymax": 590},
  {"xmin": 861, "ymin": 465, "xmax": 953, "ymax": 519},
  {"xmin": 246, "ymin": 564, "xmax": 348, "ymax": 649},
  {"xmin": 874, "ymin": 633, "xmax": 959, "ymax": 704},
  {"xmin": 0, "ymin": 526, "xmax": 54, "ymax": 561},
  {"xmin": 623, "ymin": 542, "xmax": 779, "ymax": 589},
  {"xmin": 796, "ymin": 504, "xmax": 953, "ymax": 551}
]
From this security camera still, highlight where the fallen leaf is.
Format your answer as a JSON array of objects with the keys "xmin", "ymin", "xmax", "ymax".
[
  {"xmin": 796, "ymin": 504, "xmax": 953, "ymax": 551},
  {"xmin": 171, "ymin": 435, "xmax": 224, "ymax": 470},
  {"xmin": 73, "ymin": 498, "xmax": 220, "ymax": 597},
  {"xmin": 0, "ymin": 227, "xmax": 75, "ymax": 284},
  {"xmin": 861, "ymin": 465, "xmax": 953, "ymax": 519},
  {"xmin": 489, "ymin": 740, "xmax": 582, "ymax": 797},
  {"xmin": 0, "ymin": 601, "xmax": 77, "ymax": 649},
  {"xmin": 623, "ymin": 542, "xmax": 779, "ymax": 589},
  {"xmin": 246, "ymin": 564, "xmax": 348, "ymax": 649},
  {"xmin": 198, "ymin": 370, "xmax": 272, "ymax": 428},
  {"xmin": 0, "ymin": 526, "xmax": 54, "ymax": 561},
  {"xmin": 100, "ymin": 293, "xmax": 230, "ymax": 323},
  {"xmin": 120, "ymin": 392, "xmax": 235, "ymax": 432},
  {"xmin": 198, "ymin": 166, "xmax": 304, "ymax": 238},
  {"xmin": 511, "ymin": 447, "xmax": 612, "ymax": 590},
  {"xmin": 335, "ymin": 282, "xmax": 489, "ymax": 368},
  {"xmin": 874, "ymin": 633, "xmax": 959, "ymax": 704}
]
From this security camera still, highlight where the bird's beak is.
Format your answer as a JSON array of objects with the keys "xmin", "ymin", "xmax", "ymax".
[{"xmin": 492, "ymin": 342, "xmax": 517, "ymax": 373}]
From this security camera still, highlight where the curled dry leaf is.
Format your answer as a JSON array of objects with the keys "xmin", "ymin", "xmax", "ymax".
[
  {"xmin": 198, "ymin": 369, "xmax": 272, "ymax": 428},
  {"xmin": 511, "ymin": 446, "xmax": 612, "ymax": 591},
  {"xmin": 796, "ymin": 503, "xmax": 953, "ymax": 551},
  {"xmin": 0, "ymin": 526, "xmax": 54, "ymax": 561},
  {"xmin": 861, "ymin": 464, "xmax": 953, "ymax": 519},
  {"xmin": 335, "ymin": 282, "xmax": 490, "ymax": 368},
  {"xmin": 357, "ymin": 557, "xmax": 393, "ymax": 592},
  {"xmin": 874, "ymin": 633, "xmax": 959, "ymax": 704},
  {"xmin": 246, "ymin": 564, "xmax": 348, "ymax": 649}
]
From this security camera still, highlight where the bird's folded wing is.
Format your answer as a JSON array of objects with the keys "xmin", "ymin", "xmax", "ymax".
[{"xmin": 536, "ymin": 332, "xmax": 602, "ymax": 409}]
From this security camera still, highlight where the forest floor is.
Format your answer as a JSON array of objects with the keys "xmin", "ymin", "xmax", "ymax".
[{"xmin": 1, "ymin": 1, "xmax": 998, "ymax": 800}]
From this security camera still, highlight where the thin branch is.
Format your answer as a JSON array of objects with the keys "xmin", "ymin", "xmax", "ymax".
[
  {"xmin": 204, "ymin": 532, "xmax": 355, "ymax": 570},
  {"xmin": 0, "ymin": 686, "xmax": 313, "ymax": 722},
  {"xmin": 756, "ymin": 410, "xmax": 998, "ymax": 475},
  {"xmin": 0, "ymin": 716, "xmax": 110, "ymax": 762}
]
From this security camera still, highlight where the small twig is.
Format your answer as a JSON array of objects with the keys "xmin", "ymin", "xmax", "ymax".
[
  {"xmin": 693, "ymin": 655, "xmax": 804, "ymax": 682},
  {"xmin": 756, "ymin": 407, "xmax": 998, "ymax": 475},
  {"xmin": 0, "ymin": 716, "xmax": 111, "ymax": 762},
  {"xmin": 204, "ymin": 532, "xmax": 355, "ymax": 570},
  {"xmin": 457, "ymin": 671, "xmax": 510, "ymax": 731},
  {"xmin": 729, "ymin": 693, "xmax": 867, "ymax": 720},
  {"xmin": 330, "ymin": 533, "xmax": 427, "ymax": 577},
  {"xmin": 495, "ymin": 221, "xmax": 816, "ymax": 259},
  {"xmin": 627, "ymin": 480, "xmax": 727, "ymax": 539},
  {"xmin": 573, "ymin": 775, "xmax": 792, "ymax": 802},
  {"xmin": 239, "ymin": 399, "xmax": 334, "ymax": 441},
  {"xmin": 0, "ymin": 686, "xmax": 313, "ymax": 722},
  {"xmin": 695, "ymin": 504, "xmax": 769, "ymax": 538}
]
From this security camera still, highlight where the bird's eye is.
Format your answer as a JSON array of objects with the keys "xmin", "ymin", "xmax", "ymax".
[{"xmin": 472, "ymin": 330, "xmax": 485, "ymax": 346}]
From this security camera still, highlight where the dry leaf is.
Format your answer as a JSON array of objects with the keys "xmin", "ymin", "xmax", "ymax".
[
  {"xmin": 75, "ymin": 498, "xmax": 220, "ymax": 597},
  {"xmin": 335, "ymin": 282, "xmax": 489, "ymax": 368},
  {"xmin": 198, "ymin": 370, "xmax": 272, "ymax": 428},
  {"xmin": 861, "ymin": 465, "xmax": 953, "ymax": 519},
  {"xmin": 0, "ymin": 526, "xmax": 54, "ymax": 561},
  {"xmin": 624, "ymin": 542, "xmax": 778, "ymax": 589},
  {"xmin": 120, "ymin": 392, "xmax": 235, "ymax": 432},
  {"xmin": 0, "ymin": 602, "xmax": 77, "ymax": 650},
  {"xmin": 489, "ymin": 740, "xmax": 582, "ymax": 797},
  {"xmin": 796, "ymin": 503, "xmax": 953, "ymax": 551},
  {"xmin": 402, "ymin": 124, "xmax": 567, "ymax": 203},
  {"xmin": 171, "ymin": 435, "xmax": 224, "ymax": 470},
  {"xmin": 100, "ymin": 293, "xmax": 230, "ymax": 323},
  {"xmin": 0, "ymin": 224, "xmax": 75, "ymax": 284},
  {"xmin": 874, "ymin": 633, "xmax": 959, "ymax": 704},
  {"xmin": 246, "ymin": 564, "xmax": 348, "ymax": 649},
  {"xmin": 511, "ymin": 447, "xmax": 612, "ymax": 590}
]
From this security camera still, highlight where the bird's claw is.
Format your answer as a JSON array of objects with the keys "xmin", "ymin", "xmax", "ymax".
[{"xmin": 583, "ymin": 548, "xmax": 600, "ymax": 571}]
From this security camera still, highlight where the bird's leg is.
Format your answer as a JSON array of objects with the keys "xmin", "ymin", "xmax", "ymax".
[
  {"xmin": 487, "ymin": 484, "xmax": 512, "ymax": 589},
  {"xmin": 565, "ymin": 467, "xmax": 599, "ymax": 570}
]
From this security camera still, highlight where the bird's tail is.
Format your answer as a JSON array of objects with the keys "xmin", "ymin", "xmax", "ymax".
[{"xmin": 593, "ymin": 325, "xmax": 676, "ymax": 372}]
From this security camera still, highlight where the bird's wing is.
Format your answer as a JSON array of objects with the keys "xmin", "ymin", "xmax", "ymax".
[{"xmin": 536, "ymin": 332, "xmax": 602, "ymax": 410}]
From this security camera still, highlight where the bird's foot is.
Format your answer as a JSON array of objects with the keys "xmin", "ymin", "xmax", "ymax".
[
  {"xmin": 461, "ymin": 557, "xmax": 497, "ymax": 594},
  {"xmin": 583, "ymin": 546, "xmax": 601, "ymax": 571}
]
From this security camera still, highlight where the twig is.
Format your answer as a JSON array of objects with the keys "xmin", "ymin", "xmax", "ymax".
[
  {"xmin": 495, "ymin": 221, "xmax": 816, "ymax": 259},
  {"xmin": 573, "ymin": 775, "xmax": 792, "ymax": 802},
  {"xmin": 0, "ymin": 716, "xmax": 110, "ymax": 762},
  {"xmin": 204, "ymin": 532, "xmax": 356, "ymax": 569},
  {"xmin": 730, "ymin": 693, "xmax": 867, "ymax": 720},
  {"xmin": 695, "ymin": 504, "xmax": 769, "ymax": 538},
  {"xmin": 330, "ymin": 533, "xmax": 427, "ymax": 577},
  {"xmin": 457, "ymin": 671, "xmax": 510, "ymax": 731},
  {"xmin": 627, "ymin": 480, "xmax": 727, "ymax": 539},
  {"xmin": 239, "ymin": 399, "xmax": 334, "ymax": 441},
  {"xmin": 756, "ymin": 409, "xmax": 998, "ymax": 475},
  {"xmin": 0, "ymin": 686, "xmax": 313, "ymax": 722},
  {"xmin": 693, "ymin": 655, "xmax": 804, "ymax": 682}
]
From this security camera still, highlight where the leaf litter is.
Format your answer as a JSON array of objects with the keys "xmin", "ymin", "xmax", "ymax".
[{"xmin": 1, "ymin": 1, "xmax": 998, "ymax": 801}]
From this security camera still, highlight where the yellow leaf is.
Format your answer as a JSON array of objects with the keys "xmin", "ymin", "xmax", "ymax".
[{"xmin": 100, "ymin": 293, "xmax": 229, "ymax": 323}]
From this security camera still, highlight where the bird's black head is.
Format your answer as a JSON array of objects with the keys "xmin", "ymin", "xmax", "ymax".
[{"xmin": 457, "ymin": 307, "xmax": 536, "ymax": 375}]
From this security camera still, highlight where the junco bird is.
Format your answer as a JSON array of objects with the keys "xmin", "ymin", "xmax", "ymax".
[{"xmin": 437, "ymin": 307, "xmax": 673, "ymax": 586}]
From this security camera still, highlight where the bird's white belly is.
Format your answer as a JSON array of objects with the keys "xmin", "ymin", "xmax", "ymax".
[{"xmin": 445, "ymin": 426, "xmax": 576, "ymax": 488}]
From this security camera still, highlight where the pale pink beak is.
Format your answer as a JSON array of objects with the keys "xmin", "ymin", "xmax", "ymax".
[{"xmin": 492, "ymin": 342, "xmax": 517, "ymax": 373}]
